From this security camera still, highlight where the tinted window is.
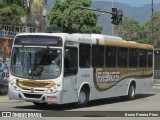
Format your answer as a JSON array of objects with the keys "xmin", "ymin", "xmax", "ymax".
[
  {"xmin": 148, "ymin": 50, "xmax": 153, "ymax": 67},
  {"xmin": 92, "ymin": 45, "xmax": 105, "ymax": 68},
  {"xmin": 64, "ymin": 47, "xmax": 78, "ymax": 76},
  {"xmin": 129, "ymin": 48, "xmax": 138, "ymax": 67},
  {"xmin": 118, "ymin": 47, "xmax": 128, "ymax": 68},
  {"xmin": 105, "ymin": 46, "xmax": 117, "ymax": 67},
  {"xmin": 139, "ymin": 49, "xmax": 147, "ymax": 67},
  {"xmin": 79, "ymin": 44, "xmax": 91, "ymax": 68}
]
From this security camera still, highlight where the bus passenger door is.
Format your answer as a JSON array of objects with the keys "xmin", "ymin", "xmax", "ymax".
[{"xmin": 62, "ymin": 46, "xmax": 78, "ymax": 104}]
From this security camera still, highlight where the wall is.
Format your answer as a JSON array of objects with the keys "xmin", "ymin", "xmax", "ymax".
[{"xmin": 21, "ymin": 0, "xmax": 47, "ymax": 32}]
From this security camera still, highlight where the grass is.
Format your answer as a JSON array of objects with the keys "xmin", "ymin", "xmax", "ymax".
[{"xmin": 154, "ymin": 79, "xmax": 160, "ymax": 84}]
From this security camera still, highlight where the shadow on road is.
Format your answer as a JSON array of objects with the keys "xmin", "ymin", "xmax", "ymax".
[
  {"xmin": 13, "ymin": 93, "xmax": 155, "ymax": 111},
  {"xmin": 87, "ymin": 93, "xmax": 155, "ymax": 107},
  {"xmin": 14, "ymin": 102, "xmax": 76, "ymax": 111}
]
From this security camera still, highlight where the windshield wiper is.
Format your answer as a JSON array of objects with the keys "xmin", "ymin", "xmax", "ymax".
[{"xmin": 33, "ymin": 65, "xmax": 43, "ymax": 76}]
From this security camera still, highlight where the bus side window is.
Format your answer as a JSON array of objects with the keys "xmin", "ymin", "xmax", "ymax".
[
  {"xmin": 139, "ymin": 49, "xmax": 147, "ymax": 68},
  {"xmin": 79, "ymin": 44, "xmax": 91, "ymax": 68},
  {"xmin": 148, "ymin": 50, "xmax": 153, "ymax": 67},
  {"xmin": 92, "ymin": 45, "xmax": 105, "ymax": 68},
  {"xmin": 129, "ymin": 48, "xmax": 138, "ymax": 68},
  {"xmin": 64, "ymin": 47, "xmax": 78, "ymax": 76},
  {"xmin": 105, "ymin": 46, "xmax": 117, "ymax": 68},
  {"xmin": 64, "ymin": 58, "xmax": 70, "ymax": 69},
  {"xmin": 118, "ymin": 47, "xmax": 128, "ymax": 68}
]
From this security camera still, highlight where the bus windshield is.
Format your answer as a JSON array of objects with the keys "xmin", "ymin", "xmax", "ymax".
[{"xmin": 11, "ymin": 47, "xmax": 62, "ymax": 79}]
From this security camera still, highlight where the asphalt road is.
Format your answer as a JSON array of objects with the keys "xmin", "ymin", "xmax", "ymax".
[{"xmin": 0, "ymin": 88, "xmax": 160, "ymax": 120}]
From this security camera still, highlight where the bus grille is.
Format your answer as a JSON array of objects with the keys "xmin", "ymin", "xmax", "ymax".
[
  {"xmin": 16, "ymin": 80, "xmax": 56, "ymax": 89},
  {"xmin": 23, "ymin": 93, "xmax": 42, "ymax": 99}
]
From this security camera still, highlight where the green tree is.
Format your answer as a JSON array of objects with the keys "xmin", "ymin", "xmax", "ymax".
[
  {"xmin": 113, "ymin": 17, "xmax": 144, "ymax": 41},
  {"xmin": 48, "ymin": 0, "xmax": 103, "ymax": 33},
  {"xmin": 114, "ymin": 12, "xmax": 160, "ymax": 47},
  {"xmin": 145, "ymin": 11, "xmax": 160, "ymax": 47},
  {"xmin": 0, "ymin": 0, "xmax": 28, "ymax": 61},
  {"xmin": 0, "ymin": 0, "xmax": 28, "ymax": 25}
]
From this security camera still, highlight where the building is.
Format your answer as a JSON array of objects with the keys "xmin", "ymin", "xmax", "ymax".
[
  {"xmin": 0, "ymin": 0, "xmax": 47, "ymax": 61},
  {"xmin": 154, "ymin": 48, "xmax": 160, "ymax": 79},
  {"xmin": 0, "ymin": 0, "xmax": 48, "ymax": 84}
]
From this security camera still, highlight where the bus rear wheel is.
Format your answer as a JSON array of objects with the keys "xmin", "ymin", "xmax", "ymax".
[
  {"xmin": 76, "ymin": 87, "xmax": 89, "ymax": 107},
  {"xmin": 127, "ymin": 84, "xmax": 136, "ymax": 100}
]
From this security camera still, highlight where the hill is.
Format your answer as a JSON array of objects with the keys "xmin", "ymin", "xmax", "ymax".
[{"xmin": 91, "ymin": 1, "xmax": 160, "ymax": 35}]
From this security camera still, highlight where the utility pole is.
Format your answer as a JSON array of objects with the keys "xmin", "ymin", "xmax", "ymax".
[
  {"xmin": 42, "ymin": 0, "xmax": 47, "ymax": 32},
  {"xmin": 112, "ymin": 0, "xmax": 114, "ymax": 36},
  {"xmin": 151, "ymin": 0, "xmax": 154, "ymax": 45}
]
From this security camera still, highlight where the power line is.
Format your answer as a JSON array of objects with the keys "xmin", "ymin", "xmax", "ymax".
[
  {"xmin": 124, "ymin": 4, "xmax": 151, "ymax": 6},
  {"xmin": 127, "ymin": 10, "xmax": 151, "ymax": 19},
  {"xmin": 115, "ymin": 2, "xmax": 160, "ymax": 7}
]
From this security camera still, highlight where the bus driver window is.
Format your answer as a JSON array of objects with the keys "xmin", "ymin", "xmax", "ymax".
[
  {"xmin": 64, "ymin": 47, "xmax": 78, "ymax": 76},
  {"xmin": 64, "ymin": 49, "xmax": 70, "ymax": 73}
]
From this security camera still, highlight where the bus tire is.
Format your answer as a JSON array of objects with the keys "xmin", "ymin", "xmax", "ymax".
[
  {"xmin": 33, "ymin": 102, "xmax": 47, "ymax": 107},
  {"xmin": 76, "ymin": 87, "xmax": 89, "ymax": 107},
  {"xmin": 127, "ymin": 84, "xmax": 136, "ymax": 100}
]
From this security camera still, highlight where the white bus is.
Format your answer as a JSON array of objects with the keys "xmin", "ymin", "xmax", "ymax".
[{"xmin": 9, "ymin": 33, "xmax": 154, "ymax": 107}]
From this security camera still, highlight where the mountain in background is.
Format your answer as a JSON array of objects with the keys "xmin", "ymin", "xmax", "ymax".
[
  {"xmin": 91, "ymin": 1, "xmax": 160, "ymax": 35},
  {"xmin": 47, "ymin": 0, "xmax": 160, "ymax": 35},
  {"xmin": 92, "ymin": 0, "xmax": 160, "ymax": 6}
]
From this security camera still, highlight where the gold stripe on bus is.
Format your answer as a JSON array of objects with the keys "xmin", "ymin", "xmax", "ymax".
[
  {"xmin": 93, "ymin": 68, "xmax": 153, "ymax": 91},
  {"xmin": 16, "ymin": 79, "xmax": 56, "ymax": 89},
  {"xmin": 98, "ymin": 39, "xmax": 105, "ymax": 45},
  {"xmin": 98, "ymin": 39, "xmax": 153, "ymax": 50}
]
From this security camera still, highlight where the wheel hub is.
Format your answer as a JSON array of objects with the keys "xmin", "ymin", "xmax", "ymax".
[{"xmin": 78, "ymin": 91, "xmax": 86, "ymax": 104}]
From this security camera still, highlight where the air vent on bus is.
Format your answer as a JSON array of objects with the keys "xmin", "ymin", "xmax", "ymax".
[{"xmin": 23, "ymin": 93, "xmax": 42, "ymax": 99}]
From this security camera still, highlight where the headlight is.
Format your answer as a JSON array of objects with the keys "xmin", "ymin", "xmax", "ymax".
[
  {"xmin": 9, "ymin": 81, "xmax": 19, "ymax": 90},
  {"xmin": 46, "ymin": 86, "xmax": 58, "ymax": 94}
]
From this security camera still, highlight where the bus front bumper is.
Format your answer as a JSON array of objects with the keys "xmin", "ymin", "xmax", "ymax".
[{"xmin": 9, "ymin": 87, "xmax": 62, "ymax": 104}]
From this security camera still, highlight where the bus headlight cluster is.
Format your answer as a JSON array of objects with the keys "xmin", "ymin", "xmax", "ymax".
[
  {"xmin": 46, "ymin": 86, "xmax": 58, "ymax": 94},
  {"xmin": 10, "ymin": 81, "xmax": 19, "ymax": 90}
]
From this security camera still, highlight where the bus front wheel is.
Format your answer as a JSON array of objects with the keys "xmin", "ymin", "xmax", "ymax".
[
  {"xmin": 127, "ymin": 84, "xmax": 136, "ymax": 100},
  {"xmin": 76, "ymin": 87, "xmax": 89, "ymax": 107}
]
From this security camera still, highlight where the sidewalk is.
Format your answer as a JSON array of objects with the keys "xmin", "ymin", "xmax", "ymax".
[
  {"xmin": 153, "ymin": 84, "xmax": 160, "ymax": 89},
  {"xmin": 0, "ymin": 95, "xmax": 24, "ymax": 103},
  {"xmin": 153, "ymin": 84, "xmax": 160, "ymax": 86}
]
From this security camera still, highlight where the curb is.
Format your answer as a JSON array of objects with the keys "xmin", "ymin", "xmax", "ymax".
[
  {"xmin": 0, "ymin": 101, "xmax": 25, "ymax": 103},
  {"xmin": 153, "ymin": 84, "xmax": 160, "ymax": 89},
  {"xmin": 153, "ymin": 84, "xmax": 160, "ymax": 86}
]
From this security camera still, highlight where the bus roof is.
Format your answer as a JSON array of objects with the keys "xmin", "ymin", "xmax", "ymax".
[
  {"xmin": 15, "ymin": 33, "xmax": 154, "ymax": 50},
  {"xmin": 68, "ymin": 33, "xmax": 154, "ymax": 50}
]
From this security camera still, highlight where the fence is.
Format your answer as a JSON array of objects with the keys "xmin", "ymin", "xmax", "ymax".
[{"xmin": 154, "ymin": 70, "xmax": 160, "ymax": 79}]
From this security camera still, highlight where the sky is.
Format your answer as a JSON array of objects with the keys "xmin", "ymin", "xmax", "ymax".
[{"xmin": 97, "ymin": 0, "xmax": 160, "ymax": 6}]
